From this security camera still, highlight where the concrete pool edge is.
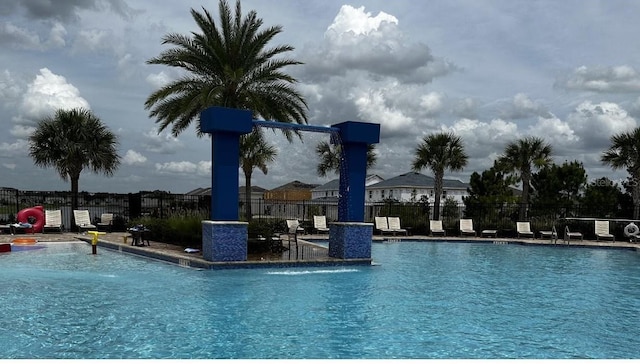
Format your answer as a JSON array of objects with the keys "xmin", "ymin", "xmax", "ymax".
[{"xmin": 76, "ymin": 236, "xmax": 372, "ymax": 270}]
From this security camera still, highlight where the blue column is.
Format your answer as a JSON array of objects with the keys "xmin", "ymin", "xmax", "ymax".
[
  {"xmin": 200, "ymin": 107, "xmax": 253, "ymax": 221},
  {"xmin": 200, "ymin": 107, "xmax": 253, "ymax": 262},
  {"xmin": 329, "ymin": 121, "xmax": 379, "ymax": 260},
  {"xmin": 332, "ymin": 121, "xmax": 380, "ymax": 222}
]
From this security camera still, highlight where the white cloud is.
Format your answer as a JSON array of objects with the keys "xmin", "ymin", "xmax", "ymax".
[
  {"xmin": 353, "ymin": 88, "xmax": 413, "ymax": 135},
  {"xmin": 142, "ymin": 128, "xmax": 184, "ymax": 154},
  {"xmin": 301, "ymin": 5, "xmax": 457, "ymax": 84},
  {"xmin": 567, "ymin": 101, "xmax": 636, "ymax": 148},
  {"xmin": 557, "ymin": 65, "xmax": 640, "ymax": 93},
  {"xmin": 3, "ymin": 163, "xmax": 16, "ymax": 170},
  {"xmin": 122, "ymin": 149, "xmax": 147, "ymax": 165},
  {"xmin": 326, "ymin": 5, "xmax": 398, "ymax": 37},
  {"xmin": 145, "ymin": 71, "xmax": 172, "ymax": 89},
  {"xmin": 9, "ymin": 125, "xmax": 35, "ymax": 138},
  {"xmin": 19, "ymin": 68, "xmax": 90, "ymax": 123},
  {"xmin": 0, "ymin": 22, "xmax": 41, "ymax": 49},
  {"xmin": 73, "ymin": 29, "xmax": 109, "ymax": 53},
  {"xmin": 0, "ymin": 139, "xmax": 29, "ymax": 157},
  {"xmin": 154, "ymin": 161, "xmax": 211, "ymax": 176},
  {"xmin": 47, "ymin": 22, "xmax": 67, "ymax": 48},
  {"xmin": 501, "ymin": 93, "xmax": 551, "ymax": 119},
  {"xmin": 419, "ymin": 92, "xmax": 443, "ymax": 115}
]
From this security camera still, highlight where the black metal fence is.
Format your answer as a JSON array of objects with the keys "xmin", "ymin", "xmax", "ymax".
[{"xmin": 0, "ymin": 188, "xmax": 633, "ymax": 238}]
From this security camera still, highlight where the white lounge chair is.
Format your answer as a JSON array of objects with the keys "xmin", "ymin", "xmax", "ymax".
[
  {"xmin": 73, "ymin": 210, "xmax": 96, "ymax": 233},
  {"xmin": 459, "ymin": 219, "xmax": 476, "ymax": 237},
  {"xmin": 313, "ymin": 215, "xmax": 330, "ymax": 235},
  {"xmin": 595, "ymin": 220, "xmax": 614, "ymax": 242},
  {"xmin": 564, "ymin": 226, "xmax": 583, "ymax": 243},
  {"xmin": 539, "ymin": 226, "xmax": 558, "ymax": 241},
  {"xmin": 388, "ymin": 217, "xmax": 408, "ymax": 236},
  {"xmin": 96, "ymin": 213, "xmax": 114, "ymax": 232},
  {"xmin": 516, "ymin": 222, "xmax": 535, "ymax": 239},
  {"xmin": 43, "ymin": 209, "xmax": 63, "ymax": 233},
  {"xmin": 430, "ymin": 220, "xmax": 446, "ymax": 236},
  {"xmin": 286, "ymin": 219, "xmax": 304, "ymax": 235},
  {"xmin": 375, "ymin": 217, "xmax": 394, "ymax": 235}
]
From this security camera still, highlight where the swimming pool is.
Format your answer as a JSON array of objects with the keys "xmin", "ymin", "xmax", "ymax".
[{"xmin": 1, "ymin": 240, "xmax": 639, "ymax": 359}]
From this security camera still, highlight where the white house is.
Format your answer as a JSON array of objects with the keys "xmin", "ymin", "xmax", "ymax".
[
  {"xmin": 312, "ymin": 171, "xmax": 469, "ymax": 205},
  {"xmin": 311, "ymin": 174, "xmax": 384, "ymax": 200},
  {"xmin": 365, "ymin": 171, "xmax": 469, "ymax": 205}
]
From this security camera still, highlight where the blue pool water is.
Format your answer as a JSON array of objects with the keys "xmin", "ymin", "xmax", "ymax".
[{"xmin": 1, "ymin": 240, "xmax": 640, "ymax": 359}]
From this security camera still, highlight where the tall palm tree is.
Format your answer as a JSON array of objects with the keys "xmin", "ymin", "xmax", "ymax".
[
  {"xmin": 315, "ymin": 141, "xmax": 377, "ymax": 177},
  {"xmin": 496, "ymin": 136, "xmax": 553, "ymax": 220},
  {"xmin": 144, "ymin": 1, "xmax": 307, "ymax": 219},
  {"xmin": 240, "ymin": 128, "xmax": 277, "ymax": 221},
  {"xmin": 144, "ymin": 0, "xmax": 308, "ymax": 138},
  {"xmin": 29, "ymin": 107, "xmax": 120, "ymax": 214},
  {"xmin": 412, "ymin": 132, "xmax": 468, "ymax": 220},
  {"xmin": 601, "ymin": 127, "xmax": 640, "ymax": 219}
]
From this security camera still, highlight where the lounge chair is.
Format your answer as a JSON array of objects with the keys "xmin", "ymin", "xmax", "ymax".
[
  {"xmin": 313, "ymin": 215, "xmax": 330, "ymax": 235},
  {"xmin": 388, "ymin": 216, "xmax": 408, "ymax": 236},
  {"xmin": 516, "ymin": 222, "xmax": 535, "ymax": 239},
  {"xmin": 459, "ymin": 219, "xmax": 476, "ymax": 237},
  {"xmin": 73, "ymin": 210, "xmax": 96, "ymax": 233},
  {"xmin": 375, "ymin": 216, "xmax": 394, "ymax": 235},
  {"xmin": 43, "ymin": 209, "xmax": 63, "ymax": 233},
  {"xmin": 96, "ymin": 213, "xmax": 114, "ymax": 232},
  {"xmin": 286, "ymin": 219, "xmax": 304, "ymax": 235},
  {"xmin": 429, "ymin": 220, "xmax": 446, "ymax": 236},
  {"xmin": 539, "ymin": 226, "xmax": 558, "ymax": 241},
  {"xmin": 564, "ymin": 226, "xmax": 583, "ymax": 243},
  {"xmin": 481, "ymin": 228, "xmax": 498, "ymax": 238},
  {"xmin": 595, "ymin": 220, "xmax": 614, "ymax": 242}
]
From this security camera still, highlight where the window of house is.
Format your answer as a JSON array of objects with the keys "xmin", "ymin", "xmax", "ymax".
[
  {"xmin": 368, "ymin": 190, "xmax": 373, "ymax": 199},
  {"xmin": 381, "ymin": 190, "xmax": 386, "ymax": 199},
  {"xmin": 442, "ymin": 190, "xmax": 447, "ymax": 197},
  {"xmin": 389, "ymin": 190, "xmax": 394, "ymax": 198}
]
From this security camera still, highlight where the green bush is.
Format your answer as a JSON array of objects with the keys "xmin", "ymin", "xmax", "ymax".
[{"xmin": 130, "ymin": 210, "xmax": 207, "ymax": 248}]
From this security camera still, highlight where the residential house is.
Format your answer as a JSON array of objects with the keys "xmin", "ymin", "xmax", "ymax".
[
  {"xmin": 263, "ymin": 180, "xmax": 319, "ymax": 201},
  {"xmin": 366, "ymin": 171, "xmax": 469, "ymax": 205},
  {"xmin": 311, "ymin": 174, "xmax": 384, "ymax": 200}
]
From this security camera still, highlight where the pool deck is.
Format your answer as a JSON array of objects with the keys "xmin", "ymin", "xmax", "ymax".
[{"xmin": 1, "ymin": 231, "xmax": 638, "ymax": 269}]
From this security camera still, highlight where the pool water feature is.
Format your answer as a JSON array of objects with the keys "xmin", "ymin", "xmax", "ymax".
[{"xmin": 1, "ymin": 241, "xmax": 640, "ymax": 359}]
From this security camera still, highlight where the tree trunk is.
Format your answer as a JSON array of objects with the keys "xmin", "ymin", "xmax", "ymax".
[
  {"xmin": 519, "ymin": 172, "xmax": 530, "ymax": 221},
  {"xmin": 433, "ymin": 171, "xmax": 444, "ymax": 220},
  {"xmin": 244, "ymin": 169, "xmax": 253, "ymax": 222},
  {"xmin": 70, "ymin": 174, "xmax": 80, "ymax": 231},
  {"xmin": 633, "ymin": 176, "xmax": 640, "ymax": 220}
]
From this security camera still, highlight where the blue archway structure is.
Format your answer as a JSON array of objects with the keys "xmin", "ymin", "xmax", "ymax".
[{"xmin": 200, "ymin": 106, "xmax": 380, "ymax": 262}]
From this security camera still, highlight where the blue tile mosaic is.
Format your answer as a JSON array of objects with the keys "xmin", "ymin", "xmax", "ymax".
[
  {"xmin": 328, "ymin": 222, "xmax": 373, "ymax": 259},
  {"xmin": 202, "ymin": 221, "xmax": 248, "ymax": 262}
]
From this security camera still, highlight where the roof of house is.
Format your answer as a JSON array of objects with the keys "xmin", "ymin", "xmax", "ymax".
[
  {"xmin": 368, "ymin": 171, "xmax": 468, "ymax": 189},
  {"xmin": 312, "ymin": 174, "xmax": 385, "ymax": 191},
  {"xmin": 269, "ymin": 180, "xmax": 320, "ymax": 191},
  {"xmin": 186, "ymin": 186, "xmax": 266, "ymax": 196}
]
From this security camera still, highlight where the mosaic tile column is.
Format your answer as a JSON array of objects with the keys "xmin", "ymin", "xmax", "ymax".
[
  {"xmin": 329, "ymin": 222, "xmax": 373, "ymax": 259},
  {"xmin": 202, "ymin": 221, "xmax": 248, "ymax": 262}
]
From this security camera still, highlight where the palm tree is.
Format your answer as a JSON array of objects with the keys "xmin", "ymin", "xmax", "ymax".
[
  {"xmin": 144, "ymin": 0, "xmax": 308, "ymax": 138},
  {"xmin": 240, "ymin": 129, "xmax": 277, "ymax": 221},
  {"xmin": 411, "ymin": 132, "xmax": 468, "ymax": 220},
  {"xmin": 496, "ymin": 136, "xmax": 553, "ymax": 220},
  {"xmin": 28, "ymin": 108, "xmax": 120, "ymax": 214},
  {"xmin": 315, "ymin": 141, "xmax": 377, "ymax": 177},
  {"xmin": 144, "ymin": 1, "xmax": 307, "ymax": 218},
  {"xmin": 601, "ymin": 127, "xmax": 640, "ymax": 219}
]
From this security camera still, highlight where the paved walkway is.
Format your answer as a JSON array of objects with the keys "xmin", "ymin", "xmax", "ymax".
[{"xmin": 1, "ymin": 231, "xmax": 638, "ymax": 269}]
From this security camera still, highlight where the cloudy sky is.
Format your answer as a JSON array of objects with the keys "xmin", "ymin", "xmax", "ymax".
[{"xmin": 1, "ymin": 0, "xmax": 640, "ymax": 194}]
